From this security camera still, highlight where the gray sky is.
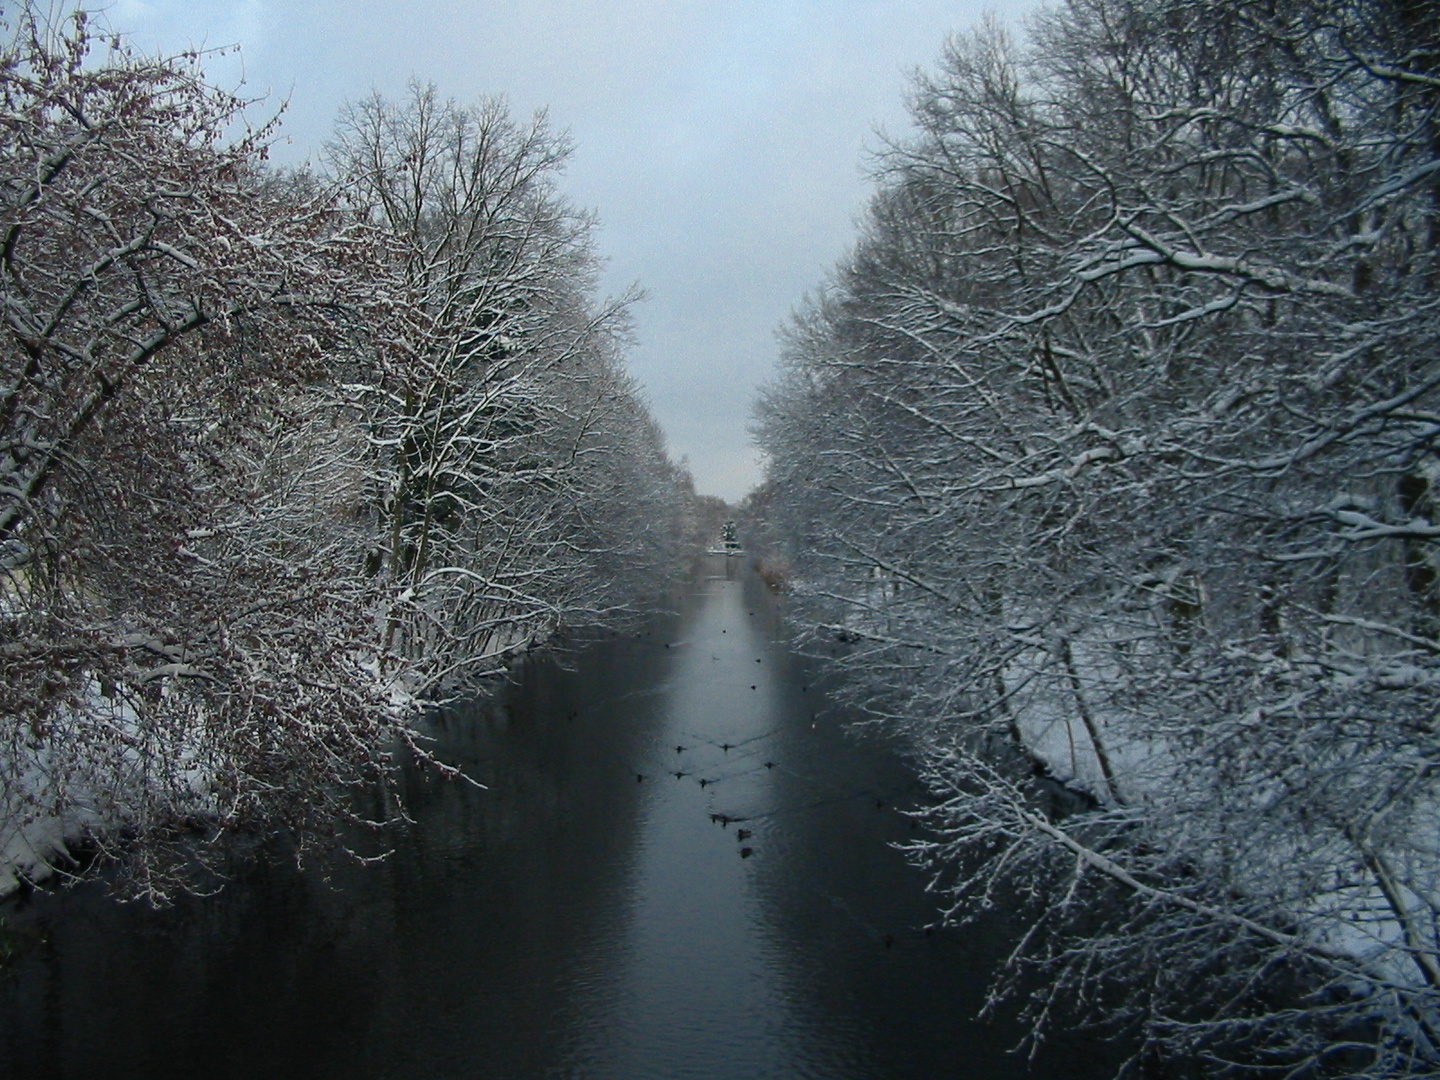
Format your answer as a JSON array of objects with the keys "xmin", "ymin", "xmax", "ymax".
[{"xmin": 109, "ymin": 0, "xmax": 1031, "ymax": 502}]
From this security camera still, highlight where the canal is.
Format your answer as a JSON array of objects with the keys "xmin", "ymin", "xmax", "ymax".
[{"xmin": 0, "ymin": 558, "xmax": 1122, "ymax": 1079}]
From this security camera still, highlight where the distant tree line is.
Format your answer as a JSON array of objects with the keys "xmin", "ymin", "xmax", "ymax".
[
  {"xmin": 752, "ymin": 0, "xmax": 1440, "ymax": 1073},
  {"xmin": 0, "ymin": 5, "xmax": 696, "ymax": 901}
]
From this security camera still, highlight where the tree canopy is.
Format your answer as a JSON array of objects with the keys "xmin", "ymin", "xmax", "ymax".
[
  {"xmin": 0, "ymin": 6, "xmax": 694, "ymax": 902},
  {"xmin": 753, "ymin": 0, "xmax": 1440, "ymax": 1073}
]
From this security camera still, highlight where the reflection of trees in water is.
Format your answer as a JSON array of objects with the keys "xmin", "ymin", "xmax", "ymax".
[
  {"xmin": 2, "ymin": 580, "xmax": 1127, "ymax": 1079},
  {"xmin": 0, "ymin": 628, "xmax": 671, "ymax": 1079}
]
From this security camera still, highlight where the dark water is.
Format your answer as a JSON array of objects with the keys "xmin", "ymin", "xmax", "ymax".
[{"xmin": 0, "ymin": 561, "xmax": 1124, "ymax": 1079}]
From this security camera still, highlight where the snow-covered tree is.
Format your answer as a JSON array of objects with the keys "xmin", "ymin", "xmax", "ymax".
[
  {"xmin": 755, "ymin": 0, "xmax": 1440, "ymax": 1071},
  {"xmin": 0, "ymin": 9, "xmax": 693, "ymax": 900},
  {"xmin": 0, "ymin": 5, "xmax": 422, "ymax": 900},
  {"xmin": 325, "ymin": 85, "xmax": 688, "ymax": 691}
]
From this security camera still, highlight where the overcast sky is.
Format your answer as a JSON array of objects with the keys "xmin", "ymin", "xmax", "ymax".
[{"xmin": 107, "ymin": 0, "xmax": 1034, "ymax": 502}]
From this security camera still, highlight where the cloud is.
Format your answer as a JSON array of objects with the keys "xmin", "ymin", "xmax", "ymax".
[{"xmin": 101, "ymin": 0, "xmax": 1034, "ymax": 502}]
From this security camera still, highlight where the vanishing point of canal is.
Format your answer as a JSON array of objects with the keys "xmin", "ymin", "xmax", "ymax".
[{"xmin": 0, "ymin": 557, "xmax": 1123, "ymax": 1079}]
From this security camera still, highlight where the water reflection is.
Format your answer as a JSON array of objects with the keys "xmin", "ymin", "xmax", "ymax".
[
  {"xmin": 0, "ymin": 561, "xmax": 1124, "ymax": 1079},
  {"xmin": 557, "ymin": 568, "xmax": 808, "ymax": 1079}
]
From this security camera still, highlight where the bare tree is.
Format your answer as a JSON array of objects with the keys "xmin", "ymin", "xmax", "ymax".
[
  {"xmin": 0, "ymin": 6, "xmax": 431, "ymax": 900},
  {"xmin": 755, "ymin": 0, "xmax": 1440, "ymax": 1072},
  {"xmin": 325, "ymin": 85, "xmax": 688, "ymax": 694}
]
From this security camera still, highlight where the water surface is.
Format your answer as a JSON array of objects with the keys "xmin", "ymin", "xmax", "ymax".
[{"xmin": 0, "ymin": 560, "xmax": 1123, "ymax": 1078}]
